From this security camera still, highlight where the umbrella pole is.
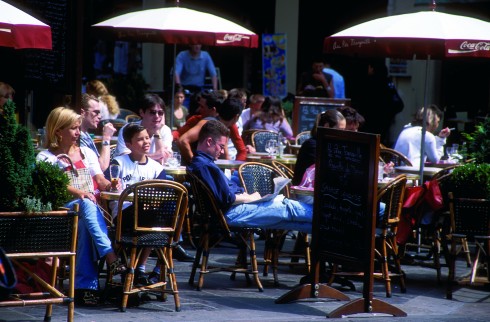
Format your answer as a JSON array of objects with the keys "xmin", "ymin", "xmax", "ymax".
[
  {"xmin": 419, "ymin": 55, "xmax": 431, "ymax": 183},
  {"xmin": 170, "ymin": 44, "xmax": 177, "ymax": 130}
]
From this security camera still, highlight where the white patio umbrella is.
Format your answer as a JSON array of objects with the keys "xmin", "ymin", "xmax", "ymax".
[
  {"xmin": 0, "ymin": 0, "xmax": 52, "ymax": 49},
  {"xmin": 324, "ymin": 3, "xmax": 490, "ymax": 179},
  {"xmin": 92, "ymin": 2, "xmax": 258, "ymax": 126}
]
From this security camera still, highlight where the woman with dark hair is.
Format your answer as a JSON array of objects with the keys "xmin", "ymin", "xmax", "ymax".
[
  {"xmin": 165, "ymin": 84, "xmax": 189, "ymax": 130},
  {"xmin": 248, "ymin": 96, "xmax": 294, "ymax": 139},
  {"xmin": 292, "ymin": 110, "xmax": 346, "ymax": 185}
]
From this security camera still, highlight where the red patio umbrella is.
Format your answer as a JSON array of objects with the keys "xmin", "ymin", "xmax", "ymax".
[
  {"xmin": 323, "ymin": 1, "xmax": 490, "ymax": 179},
  {"xmin": 0, "ymin": 0, "xmax": 52, "ymax": 49}
]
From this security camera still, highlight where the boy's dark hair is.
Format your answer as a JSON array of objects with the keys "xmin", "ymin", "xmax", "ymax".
[
  {"xmin": 198, "ymin": 120, "xmax": 229, "ymax": 143},
  {"xmin": 123, "ymin": 123, "xmax": 147, "ymax": 143},
  {"xmin": 216, "ymin": 98, "xmax": 243, "ymax": 122},
  {"xmin": 140, "ymin": 93, "xmax": 165, "ymax": 113}
]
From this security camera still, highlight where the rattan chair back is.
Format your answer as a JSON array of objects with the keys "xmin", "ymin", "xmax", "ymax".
[
  {"xmin": 251, "ymin": 130, "xmax": 279, "ymax": 152},
  {"xmin": 380, "ymin": 148, "xmax": 413, "ymax": 167},
  {"xmin": 271, "ymin": 160, "xmax": 294, "ymax": 180},
  {"xmin": 295, "ymin": 131, "xmax": 311, "ymax": 145},
  {"xmin": 448, "ymin": 193, "xmax": 490, "ymax": 241},
  {"xmin": 238, "ymin": 162, "xmax": 289, "ymax": 197}
]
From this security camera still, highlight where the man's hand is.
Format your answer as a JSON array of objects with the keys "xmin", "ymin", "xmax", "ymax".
[{"xmin": 102, "ymin": 122, "xmax": 117, "ymax": 140}]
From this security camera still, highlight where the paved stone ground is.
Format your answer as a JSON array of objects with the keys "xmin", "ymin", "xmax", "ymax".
[{"xmin": 1, "ymin": 237, "xmax": 489, "ymax": 322}]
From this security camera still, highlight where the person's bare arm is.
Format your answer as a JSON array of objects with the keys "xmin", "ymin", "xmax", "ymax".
[
  {"xmin": 98, "ymin": 123, "xmax": 117, "ymax": 171},
  {"xmin": 178, "ymin": 120, "xmax": 208, "ymax": 163},
  {"xmin": 233, "ymin": 192, "xmax": 261, "ymax": 204}
]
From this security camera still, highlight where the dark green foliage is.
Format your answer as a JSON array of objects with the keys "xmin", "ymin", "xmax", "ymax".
[
  {"xmin": 449, "ymin": 163, "xmax": 490, "ymax": 199},
  {"xmin": 462, "ymin": 118, "xmax": 490, "ymax": 163},
  {"xmin": 0, "ymin": 100, "xmax": 35, "ymax": 211},
  {"xmin": 30, "ymin": 160, "xmax": 71, "ymax": 210}
]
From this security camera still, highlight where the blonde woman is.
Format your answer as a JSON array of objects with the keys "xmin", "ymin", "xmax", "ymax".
[
  {"xmin": 36, "ymin": 106, "xmax": 125, "ymax": 306},
  {"xmin": 86, "ymin": 79, "xmax": 120, "ymax": 120}
]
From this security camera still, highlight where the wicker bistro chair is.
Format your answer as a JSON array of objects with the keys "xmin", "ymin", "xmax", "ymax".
[
  {"xmin": 251, "ymin": 130, "xmax": 279, "ymax": 153},
  {"xmin": 238, "ymin": 162, "xmax": 310, "ymax": 286},
  {"xmin": 380, "ymin": 147, "xmax": 413, "ymax": 167},
  {"xmin": 446, "ymin": 193, "xmax": 490, "ymax": 300},
  {"xmin": 295, "ymin": 131, "xmax": 311, "ymax": 146},
  {"xmin": 0, "ymin": 206, "xmax": 79, "ymax": 322},
  {"xmin": 328, "ymin": 175, "xmax": 408, "ymax": 298},
  {"xmin": 186, "ymin": 171, "xmax": 264, "ymax": 292},
  {"xmin": 110, "ymin": 180, "xmax": 188, "ymax": 312},
  {"xmin": 271, "ymin": 160, "xmax": 294, "ymax": 180},
  {"xmin": 125, "ymin": 114, "xmax": 142, "ymax": 123}
]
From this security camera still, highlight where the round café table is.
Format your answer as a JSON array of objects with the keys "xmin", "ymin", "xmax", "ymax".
[
  {"xmin": 214, "ymin": 159, "xmax": 245, "ymax": 170},
  {"xmin": 246, "ymin": 153, "xmax": 297, "ymax": 168}
]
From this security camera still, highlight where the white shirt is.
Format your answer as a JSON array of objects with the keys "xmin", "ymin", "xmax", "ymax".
[
  {"xmin": 36, "ymin": 147, "xmax": 103, "ymax": 177},
  {"xmin": 109, "ymin": 154, "xmax": 165, "ymax": 218},
  {"xmin": 394, "ymin": 125, "xmax": 446, "ymax": 166}
]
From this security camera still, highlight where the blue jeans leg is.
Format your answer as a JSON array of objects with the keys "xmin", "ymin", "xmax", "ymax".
[{"xmin": 67, "ymin": 199, "xmax": 113, "ymax": 290}]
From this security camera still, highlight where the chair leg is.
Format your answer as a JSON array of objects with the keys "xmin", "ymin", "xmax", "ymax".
[
  {"xmin": 390, "ymin": 237, "xmax": 406, "ymax": 293},
  {"xmin": 188, "ymin": 240, "xmax": 203, "ymax": 287},
  {"xmin": 380, "ymin": 238, "xmax": 392, "ymax": 298},
  {"xmin": 447, "ymin": 239, "xmax": 458, "ymax": 300},
  {"xmin": 163, "ymin": 247, "xmax": 181, "ymax": 312},
  {"xmin": 248, "ymin": 232, "xmax": 264, "ymax": 292},
  {"xmin": 462, "ymin": 238, "xmax": 472, "ymax": 268},
  {"xmin": 197, "ymin": 233, "xmax": 210, "ymax": 291},
  {"xmin": 121, "ymin": 247, "xmax": 137, "ymax": 312}
]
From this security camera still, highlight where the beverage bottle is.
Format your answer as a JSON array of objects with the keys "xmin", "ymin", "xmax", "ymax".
[{"xmin": 277, "ymin": 133, "xmax": 285, "ymax": 158}]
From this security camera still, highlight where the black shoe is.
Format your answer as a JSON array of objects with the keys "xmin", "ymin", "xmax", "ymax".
[
  {"xmin": 134, "ymin": 271, "xmax": 152, "ymax": 286},
  {"xmin": 173, "ymin": 245, "xmax": 195, "ymax": 262}
]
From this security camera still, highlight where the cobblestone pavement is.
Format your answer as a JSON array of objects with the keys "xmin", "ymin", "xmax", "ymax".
[{"xmin": 1, "ymin": 237, "xmax": 489, "ymax": 322}]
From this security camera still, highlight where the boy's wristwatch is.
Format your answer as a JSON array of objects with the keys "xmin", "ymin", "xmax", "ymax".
[{"xmin": 102, "ymin": 140, "xmax": 110, "ymax": 146}]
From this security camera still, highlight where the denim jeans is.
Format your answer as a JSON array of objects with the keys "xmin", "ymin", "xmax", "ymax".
[{"xmin": 66, "ymin": 198, "xmax": 113, "ymax": 290}]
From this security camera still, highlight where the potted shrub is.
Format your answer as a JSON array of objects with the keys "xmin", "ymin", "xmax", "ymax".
[
  {"xmin": 447, "ymin": 118, "xmax": 490, "ymax": 199},
  {"xmin": 0, "ymin": 100, "xmax": 71, "ymax": 212}
]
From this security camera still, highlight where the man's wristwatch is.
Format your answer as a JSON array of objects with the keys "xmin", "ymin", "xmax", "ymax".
[
  {"xmin": 153, "ymin": 134, "xmax": 161, "ymax": 139},
  {"xmin": 102, "ymin": 140, "xmax": 110, "ymax": 146}
]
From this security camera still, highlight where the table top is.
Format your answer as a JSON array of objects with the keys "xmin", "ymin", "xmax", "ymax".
[
  {"xmin": 423, "ymin": 162, "xmax": 459, "ymax": 169},
  {"xmin": 395, "ymin": 165, "xmax": 440, "ymax": 177},
  {"xmin": 214, "ymin": 159, "xmax": 245, "ymax": 169},
  {"xmin": 290, "ymin": 186, "xmax": 314, "ymax": 196},
  {"xmin": 163, "ymin": 166, "xmax": 187, "ymax": 175},
  {"xmin": 291, "ymin": 179, "xmax": 393, "ymax": 197},
  {"xmin": 100, "ymin": 191, "xmax": 133, "ymax": 201},
  {"xmin": 246, "ymin": 155, "xmax": 297, "ymax": 165}
]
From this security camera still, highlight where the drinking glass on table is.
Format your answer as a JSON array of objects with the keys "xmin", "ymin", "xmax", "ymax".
[
  {"xmin": 265, "ymin": 140, "xmax": 278, "ymax": 156},
  {"xmin": 447, "ymin": 144, "xmax": 459, "ymax": 163},
  {"xmin": 167, "ymin": 152, "xmax": 181, "ymax": 168},
  {"xmin": 109, "ymin": 164, "xmax": 121, "ymax": 192}
]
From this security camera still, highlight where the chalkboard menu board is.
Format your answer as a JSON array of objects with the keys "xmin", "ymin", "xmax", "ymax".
[
  {"xmin": 22, "ymin": 0, "xmax": 69, "ymax": 88},
  {"xmin": 312, "ymin": 128, "xmax": 379, "ymax": 264},
  {"xmin": 292, "ymin": 96, "xmax": 351, "ymax": 135}
]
